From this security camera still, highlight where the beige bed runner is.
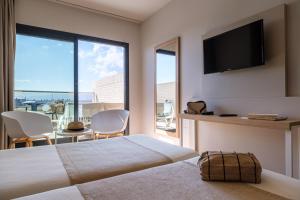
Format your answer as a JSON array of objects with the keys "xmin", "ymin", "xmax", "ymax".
[
  {"xmin": 77, "ymin": 161, "xmax": 289, "ymax": 200},
  {"xmin": 56, "ymin": 136, "xmax": 173, "ymax": 184}
]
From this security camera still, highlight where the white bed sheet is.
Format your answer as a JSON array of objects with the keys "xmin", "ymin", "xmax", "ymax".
[
  {"xmin": 187, "ymin": 157, "xmax": 300, "ymax": 200},
  {"xmin": 0, "ymin": 135, "xmax": 196, "ymax": 199},
  {"xmin": 126, "ymin": 135, "xmax": 198, "ymax": 161},
  {"xmin": 16, "ymin": 158, "xmax": 300, "ymax": 200},
  {"xmin": 15, "ymin": 186, "xmax": 84, "ymax": 200},
  {"xmin": 0, "ymin": 145, "xmax": 70, "ymax": 200}
]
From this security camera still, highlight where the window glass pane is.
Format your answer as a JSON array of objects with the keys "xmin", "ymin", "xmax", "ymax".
[
  {"xmin": 156, "ymin": 52, "xmax": 176, "ymax": 135},
  {"xmin": 14, "ymin": 34, "xmax": 74, "ymax": 138},
  {"xmin": 78, "ymin": 40, "xmax": 125, "ymax": 120}
]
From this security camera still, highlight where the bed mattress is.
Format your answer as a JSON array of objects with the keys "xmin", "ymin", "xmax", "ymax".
[
  {"xmin": 0, "ymin": 135, "xmax": 197, "ymax": 199},
  {"xmin": 16, "ymin": 157, "xmax": 300, "ymax": 200}
]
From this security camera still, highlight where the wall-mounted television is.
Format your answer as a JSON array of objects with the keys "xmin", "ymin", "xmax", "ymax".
[{"xmin": 203, "ymin": 19, "xmax": 265, "ymax": 74}]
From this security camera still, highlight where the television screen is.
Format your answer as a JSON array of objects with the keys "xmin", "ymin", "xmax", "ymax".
[{"xmin": 203, "ymin": 20, "xmax": 265, "ymax": 74}]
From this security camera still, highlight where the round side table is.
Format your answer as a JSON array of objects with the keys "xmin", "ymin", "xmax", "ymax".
[{"xmin": 55, "ymin": 128, "xmax": 92, "ymax": 144}]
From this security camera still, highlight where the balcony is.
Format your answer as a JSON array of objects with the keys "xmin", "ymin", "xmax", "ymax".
[{"xmin": 14, "ymin": 90, "xmax": 124, "ymax": 140}]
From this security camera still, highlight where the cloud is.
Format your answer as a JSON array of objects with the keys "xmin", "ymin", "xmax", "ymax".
[
  {"xmin": 93, "ymin": 44, "xmax": 101, "ymax": 52},
  {"xmin": 98, "ymin": 70, "xmax": 118, "ymax": 78},
  {"xmin": 79, "ymin": 43, "xmax": 108, "ymax": 58},
  {"xmin": 80, "ymin": 43, "xmax": 124, "ymax": 79}
]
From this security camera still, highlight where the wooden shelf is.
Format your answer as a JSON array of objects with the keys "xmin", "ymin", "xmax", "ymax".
[
  {"xmin": 178, "ymin": 113, "xmax": 300, "ymax": 178},
  {"xmin": 178, "ymin": 113, "xmax": 300, "ymax": 130}
]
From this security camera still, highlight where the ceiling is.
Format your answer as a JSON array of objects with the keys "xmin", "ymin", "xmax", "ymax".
[{"xmin": 48, "ymin": 0, "xmax": 172, "ymax": 23}]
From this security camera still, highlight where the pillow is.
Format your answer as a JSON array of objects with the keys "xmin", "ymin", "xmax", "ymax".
[{"xmin": 198, "ymin": 151, "xmax": 262, "ymax": 183}]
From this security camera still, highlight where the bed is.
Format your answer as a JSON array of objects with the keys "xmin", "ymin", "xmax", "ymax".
[
  {"xmin": 0, "ymin": 135, "xmax": 197, "ymax": 200},
  {"xmin": 16, "ymin": 157, "xmax": 300, "ymax": 200}
]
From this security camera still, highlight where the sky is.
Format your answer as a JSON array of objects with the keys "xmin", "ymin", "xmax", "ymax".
[
  {"xmin": 78, "ymin": 40, "xmax": 124, "ymax": 92},
  {"xmin": 15, "ymin": 34, "xmax": 175, "ymax": 93},
  {"xmin": 15, "ymin": 34, "xmax": 74, "ymax": 92},
  {"xmin": 156, "ymin": 53, "xmax": 176, "ymax": 84}
]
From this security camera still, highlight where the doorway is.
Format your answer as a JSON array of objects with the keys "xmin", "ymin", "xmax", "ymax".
[{"xmin": 154, "ymin": 38, "xmax": 180, "ymax": 141}]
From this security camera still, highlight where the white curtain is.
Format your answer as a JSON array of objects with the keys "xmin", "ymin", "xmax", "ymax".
[{"xmin": 0, "ymin": 0, "xmax": 15, "ymax": 149}]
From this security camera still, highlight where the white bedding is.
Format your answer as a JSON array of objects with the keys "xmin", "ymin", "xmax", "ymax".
[
  {"xmin": 0, "ymin": 135, "xmax": 197, "ymax": 199},
  {"xmin": 15, "ymin": 157, "xmax": 300, "ymax": 200},
  {"xmin": 16, "ymin": 186, "xmax": 84, "ymax": 200},
  {"xmin": 0, "ymin": 145, "xmax": 70, "ymax": 200},
  {"xmin": 187, "ymin": 157, "xmax": 300, "ymax": 200},
  {"xmin": 127, "ymin": 135, "xmax": 196, "ymax": 162}
]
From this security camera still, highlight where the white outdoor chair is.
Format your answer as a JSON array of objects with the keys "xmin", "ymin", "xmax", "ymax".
[
  {"xmin": 1, "ymin": 111, "xmax": 53, "ymax": 148},
  {"xmin": 157, "ymin": 101, "xmax": 175, "ymax": 128},
  {"xmin": 91, "ymin": 109, "xmax": 129, "ymax": 139}
]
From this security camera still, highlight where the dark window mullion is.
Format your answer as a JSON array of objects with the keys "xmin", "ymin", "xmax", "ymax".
[
  {"xmin": 124, "ymin": 45, "xmax": 129, "ymax": 111},
  {"xmin": 124, "ymin": 44, "xmax": 129, "ymax": 135},
  {"xmin": 74, "ymin": 39, "xmax": 79, "ymax": 121}
]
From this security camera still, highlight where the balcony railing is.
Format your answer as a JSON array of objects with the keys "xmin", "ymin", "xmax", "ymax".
[
  {"xmin": 14, "ymin": 90, "xmax": 124, "ymax": 140},
  {"xmin": 14, "ymin": 89, "xmax": 123, "ymax": 121},
  {"xmin": 15, "ymin": 89, "xmax": 73, "ymax": 108}
]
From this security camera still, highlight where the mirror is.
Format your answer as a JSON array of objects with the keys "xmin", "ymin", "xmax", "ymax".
[{"xmin": 154, "ymin": 37, "xmax": 180, "ymax": 139}]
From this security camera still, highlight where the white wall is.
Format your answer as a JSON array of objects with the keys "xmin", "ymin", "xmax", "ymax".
[
  {"xmin": 141, "ymin": 0, "xmax": 300, "ymax": 176},
  {"xmin": 201, "ymin": 5, "xmax": 286, "ymax": 99},
  {"xmin": 15, "ymin": 0, "xmax": 300, "ymax": 176},
  {"xmin": 15, "ymin": 0, "xmax": 142, "ymax": 133}
]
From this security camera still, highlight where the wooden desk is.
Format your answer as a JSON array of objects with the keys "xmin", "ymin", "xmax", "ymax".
[{"xmin": 178, "ymin": 113, "xmax": 300, "ymax": 177}]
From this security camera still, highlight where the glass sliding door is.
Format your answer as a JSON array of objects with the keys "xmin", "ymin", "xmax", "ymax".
[
  {"xmin": 156, "ymin": 51, "xmax": 176, "ymax": 135},
  {"xmin": 78, "ymin": 40, "xmax": 125, "ymax": 121},
  {"xmin": 154, "ymin": 38, "xmax": 180, "ymax": 141},
  {"xmin": 14, "ymin": 34, "xmax": 75, "ymax": 138},
  {"xmin": 14, "ymin": 24, "xmax": 129, "ymax": 143}
]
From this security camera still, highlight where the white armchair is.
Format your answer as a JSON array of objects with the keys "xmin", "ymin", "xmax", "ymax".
[
  {"xmin": 91, "ymin": 109, "xmax": 129, "ymax": 139},
  {"xmin": 1, "ymin": 111, "xmax": 53, "ymax": 148}
]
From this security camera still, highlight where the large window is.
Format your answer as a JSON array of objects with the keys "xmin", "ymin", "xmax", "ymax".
[
  {"xmin": 14, "ymin": 24, "xmax": 129, "ymax": 139},
  {"xmin": 78, "ymin": 40, "xmax": 125, "ymax": 120},
  {"xmin": 15, "ymin": 35, "xmax": 75, "ymax": 138},
  {"xmin": 155, "ymin": 51, "xmax": 176, "ymax": 134}
]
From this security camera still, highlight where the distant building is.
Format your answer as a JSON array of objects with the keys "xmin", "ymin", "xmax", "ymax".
[
  {"xmin": 156, "ymin": 82, "xmax": 176, "ymax": 103},
  {"xmin": 92, "ymin": 73, "xmax": 124, "ymax": 103},
  {"xmin": 92, "ymin": 73, "xmax": 175, "ymax": 104}
]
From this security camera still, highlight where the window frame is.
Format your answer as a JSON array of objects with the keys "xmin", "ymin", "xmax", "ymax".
[{"xmin": 16, "ymin": 24, "xmax": 130, "ymax": 132}]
